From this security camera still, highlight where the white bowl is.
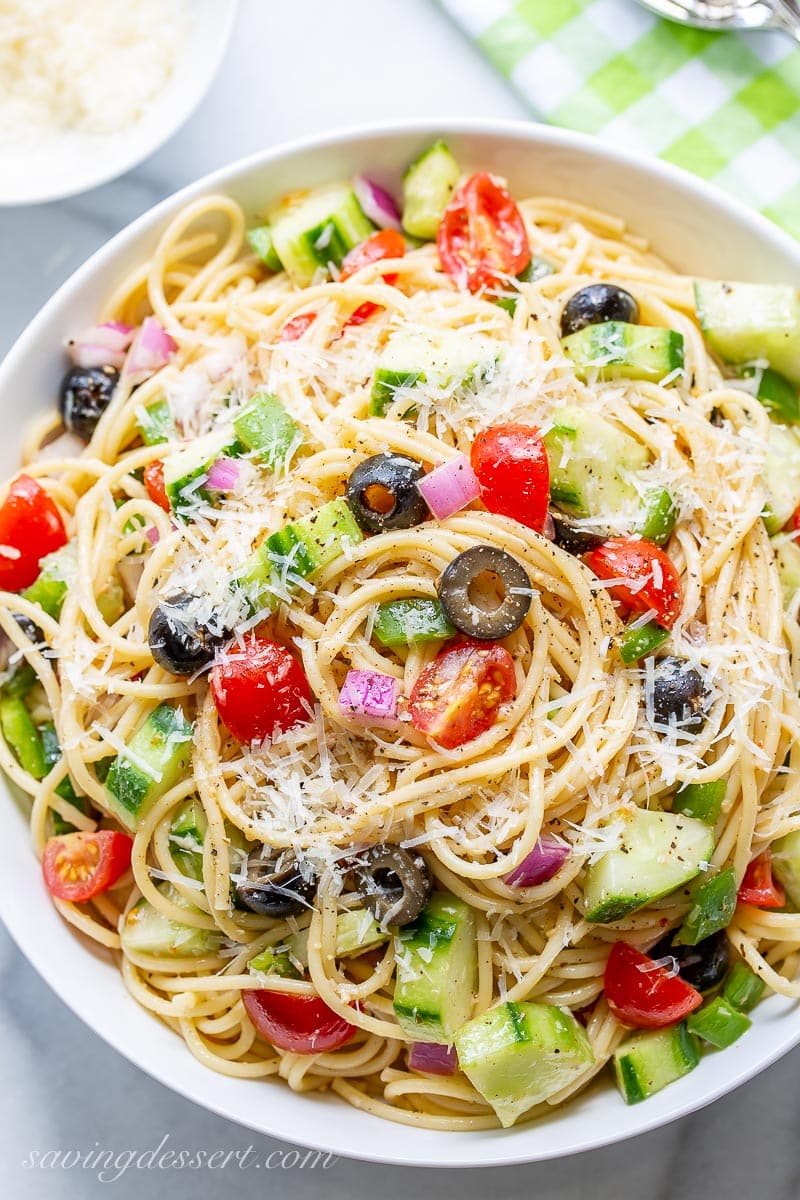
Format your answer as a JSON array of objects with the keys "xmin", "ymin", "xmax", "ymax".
[
  {"xmin": 0, "ymin": 0, "xmax": 239, "ymax": 207},
  {"xmin": 1, "ymin": 120, "xmax": 799, "ymax": 1166}
]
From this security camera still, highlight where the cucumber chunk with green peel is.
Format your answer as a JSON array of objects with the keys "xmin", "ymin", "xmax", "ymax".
[
  {"xmin": 762, "ymin": 422, "xmax": 800, "ymax": 533},
  {"xmin": 618, "ymin": 620, "xmax": 670, "ymax": 664},
  {"xmin": 638, "ymin": 487, "xmax": 678, "ymax": 545},
  {"xmin": 723, "ymin": 962, "xmax": 766, "ymax": 1012},
  {"xmin": 673, "ymin": 779, "xmax": 726, "ymax": 824},
  {"xmin": 104, "ymin": 704, "xmax": 194, "ymax": 831},
  {"xmin": 614, "ymin": 1023, "xmax": 699, "ymax": 1104},
  {"xmin": 393, "ymin": 892, "xmax": 477, "ymax": 1043},
  {"xmin": 584, "ymin": 808, "xmax": 714, "ymax": 923},
  {"xmin": 246, "ymin": 225, "xmax": 283, "ymax": 272},
  {"xmin": 289, "ymin": 908, "xmax": 388, "ymax": 969},
  {"xmin": 168, "ymin": 798, "xmax": 208, "ymax": 881},
  {"xmin": 0, "ymin": 695, "xmax": 46, "ymax": 778},
  {"xmin": 401, "ymin": 141, "xmax": 460, "ymax": 240},
  {"xmin": 543, "ymin": 406, "xmax": 649, "ymax": 518},
  {"xmin": 495, "ymin": 258, "xmax": 557, "ymax": 315},
  {"xmin": 40, "ymin": 722, "xmax": 86, "ymax": 834},
  {"xmin": 454, "ymin": 1001, "xmax": 594, "ymax": 1128},
  {"xmin": 269, "ymin": 185, "xmax": 375, "ymax": 286},
  {"xmin": 248, "ymin": 947, "xmax": 301, "ymax": 979},
  {"xmin": 232, "ymin": 392, "xmax": 301, "ymax": 469},
  {"xmin": 740, "ymin": 365, "xmax": 800, "ymax": 424},
  {"xmin": 136, "ymin": 397, "xmax": 177, "ymax": 446},
  {"xmin": 674, "ymin": 867, "xmax": 736, "ymax": 946},
  {"xmin": 22, "ymin": 541, "xmax": 123, "ymax": 624},
  {"xmin": 561, "ymin": 321, "xmax": 685, "ymax": 384},
  {"xmin": 121, "ymin": 885, "xmax": 220, "ymax": 958},
  {"xmin": 372, "ymin": 598, "xmax": 455, "ymax": 647},
  {"xmin": 370, "ymin": 328, "xmax": 501, "ymax": 417},
  {"xmin": 694, "ymin": 281, "xmax": 800, "ymax": 387},
  {"xmin": 162, "ymin": 429, "xmax": 241, "ymax": 517},
  {"xmin": 687, "ymin": 996, "xmax": 751, "ymax": 1048},
  {"xmin": 772, "ymin": 829, "xmax": 800, "ymax": 909},
  {"xmin": 774, "ymin": 536, "xmax": 800, "ymax": 604}
]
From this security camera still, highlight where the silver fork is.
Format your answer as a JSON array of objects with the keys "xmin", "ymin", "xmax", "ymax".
[{"xmin": 634, "ymin": 0, "xmax": 800, "ymax": 42}]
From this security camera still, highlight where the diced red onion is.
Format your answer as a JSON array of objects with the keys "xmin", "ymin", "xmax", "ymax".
[
  {"xmin": 338, "ymin": 669, "xmax": 398, "ymax": 726},
  {"xmin": 124, "ymin": 317, "xmax": 178, "ymax": 385},
  {"xmin": 145, "ymin": 526, "xmax": 160, "ymax": 546},
  {"xmin": 353, "ymin": 174, "xmax": 402, "ymax": 231},
  {"xmin": 408, "ymin": 1042, "xmax": 457, "ymax": 1075},
  {"xmin": 504, "ymin": 836, "xmax": 570, "ymax": 887},
  {"xmin": 68, "ymin": 321, "xmax": 135, "ymax": 370},
  {"xmin": 542, "ymin": 512, "xmax": 556, "ymax": 541},
  {"xmin": 417, "ymin": 455, "xmax": 480, "ymax": 521},
  {"xmin": 206, "ymin": 456, "xmax": 240, "ymax": 493}
]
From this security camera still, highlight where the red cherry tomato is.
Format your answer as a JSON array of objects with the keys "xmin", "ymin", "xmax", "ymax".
[
  {"xmin": 243, "ymin": 988, "xmax": 356, "ymax": 1054},
  {"xmin": 584, "ymin": 537, "xmax": 683, "ymax": 629},
  {"xmin": 143, "ymin": 461, "xmax": 170, "ymax": 513},
  {"xmin": 470, "ymin": 423, "xmax": 550, "ymax": 534},
  {"xmin": 42, "ymin": 830, "xmax": 133, "ymax": 903},
  {"xmin": 340, "ymin": 229, "xmax": 405, "ymax": 284},
  {"xmin": 737, "ymin": 849, "xmax": 785, "ymax": 909},
  {"xmin": 280, "ymin": 313, "xmax": 317, "ymax": 342},
  {"xmin": 0, "ymin": 475, "xmax": 67, "ymax": 592},
  {"xmin": 408, "ymin": 640, "xmax": 516, "ymax": 750},
  {"xmin": 437, "ymin": 173, "xmax": 531, "ymax": 294},
  {"xmin": 604, "ymin": 941, "xmax": 702, "ymax": 1029},
  {"xmin": 788, "ymin": 506, "xmax": 800, "ymax": 532},
  {"xmin": 344, "ymin": 302, "xmax": 382, "ymax": 328},
  {"xmin": 210, "ymin": 635, "xmax": 313, "ymax": 743}
]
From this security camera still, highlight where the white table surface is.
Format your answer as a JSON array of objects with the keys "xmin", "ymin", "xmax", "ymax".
[{"xmin": 1, "ymin": 2, "xmax": 799, "ymax": 1196}]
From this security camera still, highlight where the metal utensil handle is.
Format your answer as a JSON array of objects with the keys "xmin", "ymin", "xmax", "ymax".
[{"xmin": 773, "ymin": 0, "xmax": 800, "ymax": 41}]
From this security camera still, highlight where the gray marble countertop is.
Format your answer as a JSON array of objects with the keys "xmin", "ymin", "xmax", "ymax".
[{"xmin": 1, "ymin": 2, "xmax": 799, "ymax": 1196}]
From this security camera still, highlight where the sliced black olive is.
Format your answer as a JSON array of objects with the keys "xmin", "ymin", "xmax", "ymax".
[
  {"xmin": 649, "ymin": 929, "xmax": 730, "ymax": 993},
  {"xmin": 438, "ymin": 545, "xmax": 532, "ymax": 640},
  {"xmin": 59, "ymin": 365, "xmax": 119, "ymax": 441},
  {"xmin": 560, "ymin": 284, "xmax": 639, "ymax": 337},
  {"xmin": 234, "ymin": 850, "xmax": 317, "ymax": 917},
  {"xmin": 148, "ymin": 592, "xmax": 230, "ymax": 677},
  {"xmin": 550, "ymin": 511, "xmax": 608, "ymax": 556},
  {"xmin": 13, "ymin": 613, "xmax": 43, "ymax": 643},
  {"xmin": 353, "ymin": 844, "xmax": 432, "ymax": 926},
  {"xmin": 345, "ymin": 453, "xmax": 429, "ymax": 534},
  {"xmin": 651, "ymin": 656, "xmax": 708, "ymax": 730}
]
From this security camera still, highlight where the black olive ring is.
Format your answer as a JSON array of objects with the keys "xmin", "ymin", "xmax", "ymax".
[
  {"xmin": 438, "ymin": 545, "xmax": 533, "ymax": 641},
  {"xmin": 234, "ymin": 851, "xmax": 318, "ymax": 917},
  {"xmin": 352, "ymin": 844, "xmax": 432, "ymax": 926},
  {"xmin": 345, "ymin": 453, "xmax": 429, "ymax": 534}
]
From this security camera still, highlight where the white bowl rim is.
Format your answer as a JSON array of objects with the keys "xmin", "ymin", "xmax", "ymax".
[{"xmin": 2, "ymin": 117, "xmax": 800, "ymax": 1167}]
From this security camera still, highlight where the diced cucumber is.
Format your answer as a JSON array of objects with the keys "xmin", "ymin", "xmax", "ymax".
[
  {"xmin": 104, "ymin": 703, "xmax": 193, "ymax": 831},
  {"xmin": 638, "ymin": 487, "xmax": 678, "ymax": 545},
  {"xmin": 248, "ymin": 946, "xmax": 301, "ymax": 979},
  {"xmin": 584, "ymin": 808, "xmax": 714, "ymax": 923},
  {"xmin": 289, "ymin": 908, "xmax": 388, "ymax": 968},
  {"xmin": 0, "ymin": 695, "xmax": 46, "ymax": 778},
  {"xmin": 269, "ymin": 184, "xmax": 374, "ymax": 286},
  {"xmin": 246, "ymin": 225, "xmax": 283, "ymax": 272},
  {"xmin": 673, "ymin": 779, "xmax": 726, "ymax": 824},
  {"xmin": 266, "ymin": 498, "xmax": 364, "ymax": 576},
  {"xmin": 723, "ymin": 962, "xmax": 766, "ymax": 1012},
  {"xmin": 136, "ymin": 397, "xmax": 177, "ymax": 446},
  {"xmin": 772, "ymin": 829, "xmax": 800, "ymax": 909},
  {"xmin": 543, "ymin": 406, "xmax": 649, "ymax": 518},
  {"xmin": 674, "ymin": 868, "xmax": 736, "ymax": 946},
  {"xmin": 740, "ymin": 365, "xmax": 800, "ymax": 425},
  {"xmin": 370, "ymin": 328, "xmax": 500, "ymax": 417},
  {"xmin": 232, "ymin": 392, "xmax": 301, "ymax": 470},
  {"xmin": 687, "ymin": 996, "xmax": 751, "ymax": 1048},
  {"xmin": 618, "ymin": 620, "xmax": 670, "ymax": 664},
  {"xmin": 694, "ymin": 281, "xmax": 800, "ymax": 387},
  {"xmin": 774, "ymin": 536, "xmax": 800, "ymax": 605},
  {"xmin": 1, "ymin": 658, "xmax": 35, "ymax": 699},
  {"xmin": 762, "ymin": 422, "xmax": 800, "ymax": 533},
  {"xmin": 373, "ymin": 598, "xmax": 455, "ymax": 648},
  {"xmin": 495, "ymin": 258, "xmax": 556, "ymax": 316},
  {"xmin": 40, "ymin": 722, "xmax": 85, "ymax": 834},
  {"xmin": 454, "ymin": 1002, "xmax": 594, "ymax": 1128},
  {"xmin": 614, "ymin": 1023, "xmax": 699, "ymax": 1104},
  {"xmin": 21, "ymin": 542, "xmax": 119, "ymax": 623},
  {"xmin": 121, "ymin": 884, "xmax": 220, "ymax": 958},
  {"xmin": 162, "ymin": 429, "xmax": 241, "ymax": 517},
  {"xmin": 561, "ymin": 322, "xmax": 685, "ymax": 384},
  {"xmin": 169, "ymin": 798, "xmax": 207, "ymax": 881},
  {"xmin": 393, "ymin": 892, "xmax": 477, "ymax": 1043},
  {"xmin": 401, "ymin": 140, "xmax": 460, "ymax": 240}
]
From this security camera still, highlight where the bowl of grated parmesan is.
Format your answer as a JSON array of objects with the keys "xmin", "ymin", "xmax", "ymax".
[{"xmin": 0, "ymin": 0, "xmax": 238, "ymax": 205}]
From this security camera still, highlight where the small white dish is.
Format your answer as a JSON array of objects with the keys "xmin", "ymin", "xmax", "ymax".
[
  {"xmin": 1, "ymin": 120, "xmax": 799, "ymax": 1166},
  {"xmin": 0, "ymin": 0, "xmax": 239, "ymax": 207}
]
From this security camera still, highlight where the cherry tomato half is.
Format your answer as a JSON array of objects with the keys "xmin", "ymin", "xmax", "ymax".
[
  {"xmin": 470, "ymin": 423, "xmax": 550, "ymax": 534},
  {"xmin": 243, "ymin": 988, "xmax": 356, "ymax": 1054},
  {"xmin": 42, "ymin": 830, "xmax": 133, "ymax": 903},
  {"xmin": 210, "ymin": 635, "xmax": 313, "ymax": 743},
  {"xmin": 143, "ymin": 461, "xmax": 170, "ymax": 513},
  {"xmin": 604, "ymin": 941, "xmax": 702, "ymax": 1029},
  {"xmin": 0, "ymin": 475, "xmax": 67, "ymax": 592},
  {"xmin": 408, "ymin": 640, "xmax": 516, "ymax": 750},
  {"xmin": 340, "ymin": 229, "xmax": 405, "ymax": 284},
  {"xmin": 584, "ymin": 537, "xmax": 683, "ymax": 629},
  {"xmin": 737, "ymin": 849, "xmax": 785, "ymax": 909},
  {"xmin": 438, "ymin": 173, "xmax": 531, "ymax": 295},
  {"xmin": 280, "ymin": 313, "xmax": 317, "ymax": 342}
]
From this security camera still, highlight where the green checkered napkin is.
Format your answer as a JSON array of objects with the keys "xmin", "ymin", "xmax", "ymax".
[{"xmin": 437, "ymin": 0, "xmax": 800, "ymax": 236}]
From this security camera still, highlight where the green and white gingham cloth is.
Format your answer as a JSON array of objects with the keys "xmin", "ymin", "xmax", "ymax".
[{"xmin": 437, "ymin": 0, "xmax": 800, "ymax": 236}]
